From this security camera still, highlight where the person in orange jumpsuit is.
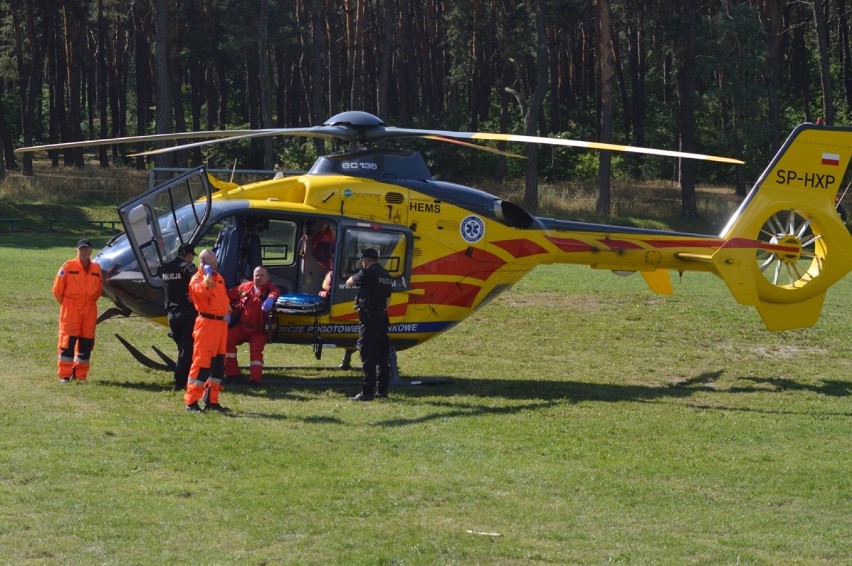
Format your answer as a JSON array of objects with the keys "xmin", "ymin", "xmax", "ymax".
[
  {"xmin": 225, "ymin": 266, "xmax": 281, "ymax": 387},
  {"xmin": 53, "ymin": 239, "xmax": 103, "ymax": 382},
  {"xmin": 184, "ymin": 249, "xmax": 231, "ymax": 412}
]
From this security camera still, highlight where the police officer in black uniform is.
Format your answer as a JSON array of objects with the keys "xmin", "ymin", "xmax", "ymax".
[
  {"xmin": 158, "ymin": 243, "xmax": 198, "ymax": 390},
  {"xmin": 346, "ymin": 248, "xmax": 393, "ymax": 401}
]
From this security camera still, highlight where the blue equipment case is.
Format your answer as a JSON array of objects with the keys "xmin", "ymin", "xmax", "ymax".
[{"xmin": 274, "ymin": 293, "xmax": 326, "ymax": 314}]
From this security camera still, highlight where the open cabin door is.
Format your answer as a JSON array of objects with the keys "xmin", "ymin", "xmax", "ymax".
[{"xmin": 117, "ymin": 167, "xmax": 213, "ymax": 286}]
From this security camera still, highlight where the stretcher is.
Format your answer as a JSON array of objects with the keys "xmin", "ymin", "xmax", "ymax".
[{"xmin": 274, "ymin": 293, "xmax": 326, "ymax": 314}]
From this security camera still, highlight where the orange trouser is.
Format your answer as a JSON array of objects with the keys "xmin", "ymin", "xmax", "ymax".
[
  {"xmin": 57, "ymin": 301, "xmax": 98, "ymax": 380},
  {"xmin": 57, "ymin": 335, "xmax": 95, "ymax": 380},
  {"xmin": 185, "ymin": 317, "xmax": 228, "ymax": 406}
]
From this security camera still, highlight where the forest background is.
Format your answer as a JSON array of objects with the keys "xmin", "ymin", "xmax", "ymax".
[{"xmin": 0, "ymin": 0, "xmax": 849, "ymax": 219}]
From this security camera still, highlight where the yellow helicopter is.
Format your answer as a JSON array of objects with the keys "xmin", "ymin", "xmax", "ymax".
[{"xmin": 16, "ymin": 111, "xmax": 852, "ymax": 380}]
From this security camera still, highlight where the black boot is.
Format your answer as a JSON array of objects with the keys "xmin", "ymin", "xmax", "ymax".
[
  {"xmin": 340, "ymin": 349, "xmax": 354, "ymax": 370},
  {"xmin": 356, "ymin": 367, "xmax": 377, "ymax": 401},
  {"xmin": 375, "ymin": 381, "xmax": 389, "ymax": 399},
  {"xmin": 376, "ymin": 366, "xmax": 390, "ymax": 398}
]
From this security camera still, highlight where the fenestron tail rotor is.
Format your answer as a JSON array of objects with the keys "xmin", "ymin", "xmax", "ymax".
[
  {"xmin": 15, "ymin": 110, "xmax": 744, "ymax": 165},
  {"xmin": 755, "ymin": 209, "xmax": 826, "ymax": 288}
]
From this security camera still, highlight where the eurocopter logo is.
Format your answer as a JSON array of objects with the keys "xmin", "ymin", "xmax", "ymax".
[{"xmin": 460, "ymin": 215, "xmax": 485, "ymax": 243}]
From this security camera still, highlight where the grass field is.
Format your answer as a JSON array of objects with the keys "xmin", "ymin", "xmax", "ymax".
[{"xmin": 0, "ymin": 232, "xmax": 850, "ymax": 564}]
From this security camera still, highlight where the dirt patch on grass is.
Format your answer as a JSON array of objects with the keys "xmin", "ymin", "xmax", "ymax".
[
  {"xmin": 751, "ymin": 345, "xmax": 828, "ymax": 358},
  {"xmin": 499, "ymin": 291, "xmax": 603, "ymax": 311}
]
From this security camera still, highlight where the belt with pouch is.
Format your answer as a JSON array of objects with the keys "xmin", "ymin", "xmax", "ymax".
[{"xmin": 199, "ymin": 312, "xmax": 226, "ymax": 321}]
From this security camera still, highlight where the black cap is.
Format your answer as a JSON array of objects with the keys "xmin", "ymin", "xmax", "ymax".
[
  {"xmin": 76, "ymin": 239, "xmax": 93, "ymax": 249},
  {"xmin": 360, "ymin": 248, "xmax": 379, "ymax": 259},
  {"xmin": 177, "ymin": 243, "xmax": 196, "ymax": 256}
]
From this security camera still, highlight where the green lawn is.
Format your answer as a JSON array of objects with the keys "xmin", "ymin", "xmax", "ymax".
[{"xmin": 1, "ymin": 232, "xmax": 849, "ymax": 564}]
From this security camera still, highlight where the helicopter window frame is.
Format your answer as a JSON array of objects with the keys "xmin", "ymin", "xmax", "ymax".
[
  {"xmin": 258, "ymin": 218, "xmax": 298, "ymax": 267},
  {"xmin": 117, "ymin": 167, "xmax": 212, "ymax": 286},
  {"xmin": 189, "ymin": 214, "xmax": 300, "ymax": 290},
  {"xmin": 192, "ymin": 215, "xmax": 299, "ymax": 265},
  {"xmin": 340, "ymin": 227, "xmax": 411, "ymax": 289}
]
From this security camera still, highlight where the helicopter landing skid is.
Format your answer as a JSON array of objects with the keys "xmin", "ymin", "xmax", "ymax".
[
  {"xmin": 115, "ymin": 335, "xmax": 452, "ymax": 387},
  {"xmin": 115, "ymin": 333, "xmax": 176, "ymax": 371}
]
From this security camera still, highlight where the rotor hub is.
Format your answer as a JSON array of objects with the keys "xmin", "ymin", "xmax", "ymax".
[
  {"xmin": 324, "ymin": 111, "xmax": 384, "ymax": 128},
  {"xmin": 769, "ymin": 233, "xmax": 802, "ymax": 263}
]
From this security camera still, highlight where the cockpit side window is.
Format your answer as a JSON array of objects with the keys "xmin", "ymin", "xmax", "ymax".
[
  {"xmin": 262, "ymin": 219, "xmax": 298, "ymax": 266},
  {"xmin": 341, "ymin": 228, "xmax": 409, "ymax": 284},
  {"xmin": 194, "ymin": 215, "xmax": 299, "ymax": 290}
]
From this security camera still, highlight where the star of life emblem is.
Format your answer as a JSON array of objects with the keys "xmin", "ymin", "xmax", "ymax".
[{"xmin": 460, "ymin": 215, "xmax": 485, "ymax": 243}]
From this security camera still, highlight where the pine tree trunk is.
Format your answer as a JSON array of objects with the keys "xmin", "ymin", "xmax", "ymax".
[
  {"xmin": 596, "ymin": 0, "xmax": 613, "ymax": 216},
  {"xmin": 154, "ymin": 0, "xmax": 175, "ymax": 169}
]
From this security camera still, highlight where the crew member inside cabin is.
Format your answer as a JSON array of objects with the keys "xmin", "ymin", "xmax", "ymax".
[
  {"xmin": 315, "ymin": 228, "xmax": 335, "ymax": 300},
  {"xmin": 185, "ymin": 249, "xmax": 230, "ymax": 412},
  {"xmin": 53, "ymin": 239, "xmax": 103, "ymax": 383},
  {"xmin": 225, "ymin": 266, "xmax": 281, "ymax": 388}
]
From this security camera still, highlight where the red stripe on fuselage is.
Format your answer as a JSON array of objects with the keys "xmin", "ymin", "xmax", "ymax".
[
  {"xmin": 644, "ymin": 238, "xmax": 724, "ymax": 248},
  {"xmin": 597, "ymin": 238, "xmax": 644, "ymax": 250},
  {"xmin": 721, "ymin": 237, "xmax": 799, "ymax": 254},
  {"xmin": 412, "ymin": 248, "xmax": 506, "ymax": 281},
  {"xmin": 491, "ymin": 239, "xmax": 549, "ymax": 258},
  {"xmin": 547, "ymin": 236, "xmax": 597, "ymax": 252},
  {"xmin": 410, "ymin": 281, "xmax": 480, "ymax": 308},
  {"xmin": 335, "ymin": 302, "xmax": 409, "ymax": 322}
]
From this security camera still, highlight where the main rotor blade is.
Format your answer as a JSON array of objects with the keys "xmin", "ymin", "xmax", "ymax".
[
  {"xmin": 422, "ymin": 135, "xmax": 527, "ymax": 159},
  {"xmin": 15, "ymin": 113, "xmax": 744, "ymax": 165},
  {"xmin": 381, "ymin": 127, "xmax": 745, "ymax": 164},
  {"xmin": 14, "ymin": 129, "xmax": 271, "ymax": 154},
  {"xmin": 470, "ymin": 132, "xmax": 746, "ymax": 164},
  {"xmin": 128, "ymin": 125, "xmax": 356, "ymax": 157}
]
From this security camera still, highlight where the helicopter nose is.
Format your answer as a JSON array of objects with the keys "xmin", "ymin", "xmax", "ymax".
[{"xmin": 96, "ymin": 236, "xmax": 166, "ymax": 319}]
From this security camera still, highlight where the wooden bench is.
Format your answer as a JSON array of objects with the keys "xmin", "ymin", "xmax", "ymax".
[
  {"xmin": 0, "ymin": 218, "xmax": 19, "ymax": 231},
  {"xmin": 48, "ymin": 219, "xmax": 122, "ymax": 234}
]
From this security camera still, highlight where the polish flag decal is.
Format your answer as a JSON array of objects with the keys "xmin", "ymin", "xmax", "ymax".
[{"xmin": 821, "ymin": 152, "xmax": 840, "ymax": 166}]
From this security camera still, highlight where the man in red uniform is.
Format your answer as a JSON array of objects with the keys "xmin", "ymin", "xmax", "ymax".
[
  {"xmin": 185, "ymin": 249, "xmax": 231, "ymax": 412},
  {"xmin": 53, "ymin": 239, "xmax": 103, "ymax": 382},
  {"xmin": 225, "ymin": 266, "xmax": 281, "ymax": 387}
]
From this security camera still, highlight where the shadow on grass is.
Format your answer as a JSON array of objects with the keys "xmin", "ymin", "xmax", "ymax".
[
  {"xmin": 731, "ymin": 376, "xmax": 852, "ymax": 397},
  {"xmin": 370, "ymin": 371, "xmax": 852, "ymax": 427},
  {"xmin": 99, "ymin": 368, "xmax": 852, "ymax": 426}
]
